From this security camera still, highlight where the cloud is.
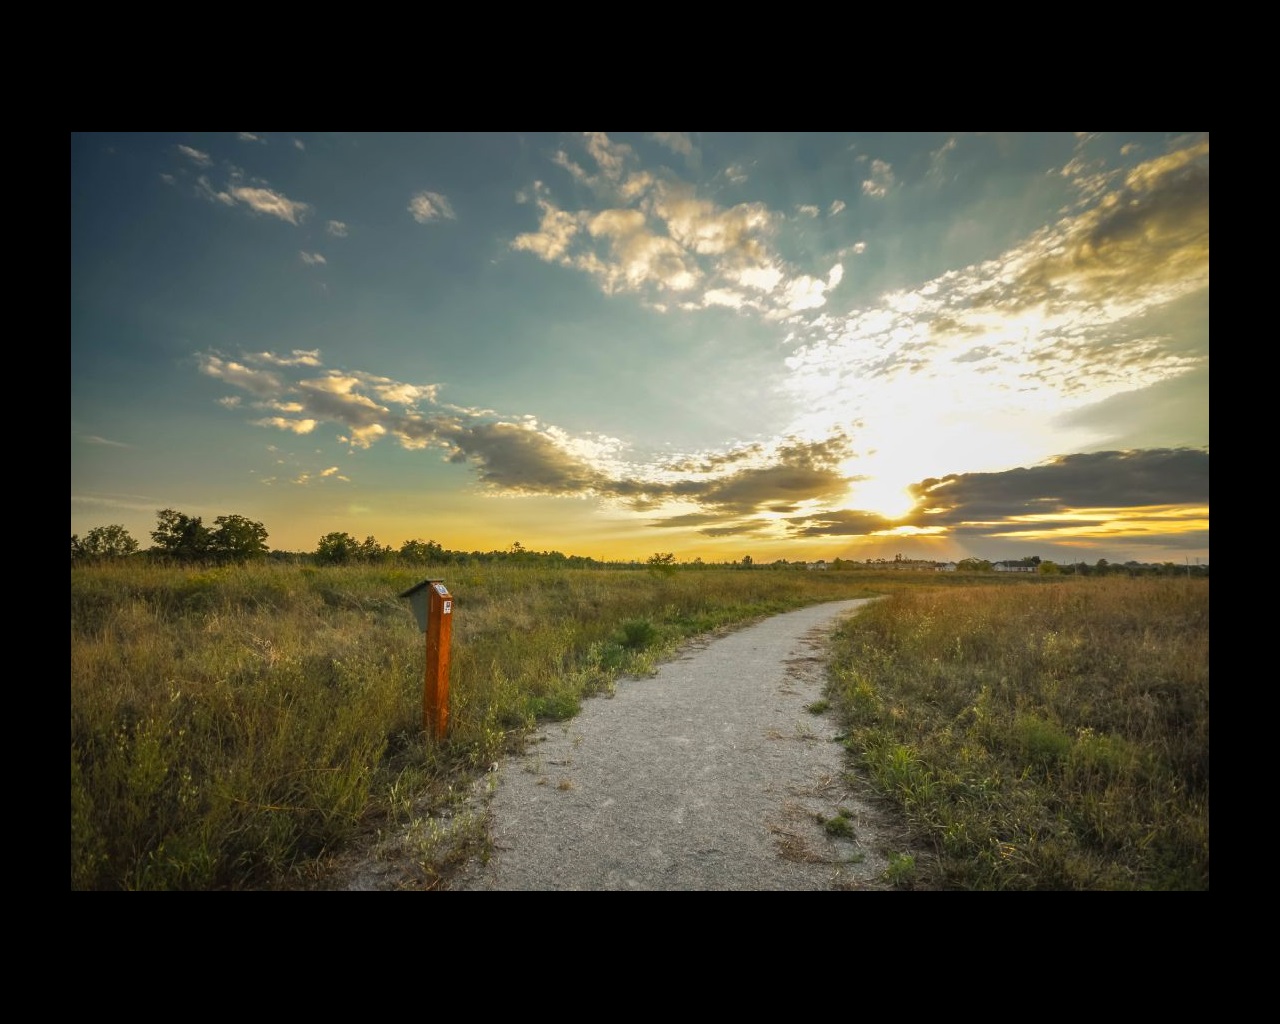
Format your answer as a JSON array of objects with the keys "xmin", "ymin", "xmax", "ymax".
[
  {"xmin": 781, "ymin": 136, "xmax": 1210, "ymax": 455},
  {"xmin": 829, "ymin": 200, "xmax": 846, "ymax": 215},
  {"xmin": 409, "ymin": 190, "xmax": 456, "ymax": 223},
  {"xmin": 192, "ymin": 165, "xmax": 311, "ymax": 225},
  {"xmin": 252, "ymin": 417, "xmax": 318, "ymax": 434},
  {"xmin": 248, "ymin": 350, "xmax": 322, "ymax": 367},
  {"xmin": 649, "ymin": 132, "xmax": 694, "ymax": 157},
  {"xmin": 780, "ymin": 448, "xmax": 1209, "ymax": 549},
  {"xmin": 908, "ymin": 448, "xmax": 1209, "ymax": 526},
  {"xmin": 510, "ymin": 133, "xmax": 841, "ymax": 317},
  {"xmin": 199, "ymin": 349, "xmax": 866, "ymax": 531},
  {"xmin": 80, "ymin": 435, "xmax": 130, "ymax": 447},
  {"xmin": 238, "ymin": 132, "xmax": 263, "ymax": 143},
  {"xmin": 177, "ymin": 145, "xmax": 211, "ymax": 167},
  {"xmin": 860, "ymin": 158, "xmax": 895, "ymax": 198},
  {"xmin": 326, "ymin": 220, "xmax": 348, "ymax": 237},
  {"xmin": 230, "ymin": 185, "xmax": 310, "ymax": 225},
  {"xmin": 197, "ymin": 341, "xmax": 1205, "ymax": 558},
  {"xmin": 198, "ymin": 354, "xmax": 285, "ymax": 397},
  {"xmin": 512, "ymin": 182, "xmax": 581, "ymax": 260},
  {"xmin": 300, "ymin": 251, "xmax": 326, "ymax": 265},
  {"xmin": 787, "ymin": 509, "xmax": 900, "ymax": 537},
  {"xmin": 293, "ymin": 138, "xmax": 305, "ymax": 151},
  {"xmin": 1007, "ymin": 137, "xmax": 1209, "ymax": 310}
]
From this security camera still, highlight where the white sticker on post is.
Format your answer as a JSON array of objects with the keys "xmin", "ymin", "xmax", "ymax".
[{"xmin": 442, "ymin": 600, "xmax": 452, "ymax": 614}]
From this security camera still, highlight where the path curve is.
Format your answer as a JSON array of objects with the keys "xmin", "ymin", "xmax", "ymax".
[{"xmin": 449, "ymin": 598, "xmax": 902, "ymax": 891}]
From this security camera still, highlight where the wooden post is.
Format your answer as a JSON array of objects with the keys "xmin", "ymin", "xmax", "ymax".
[
  {"xmin": 423, "ymin": 582, "xmax": 453, "ymax": 740},
  {"xmin": 400, "ymin": 579, "xmax": 454, "ymax": 741}
]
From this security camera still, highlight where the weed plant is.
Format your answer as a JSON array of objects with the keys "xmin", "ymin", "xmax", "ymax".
[
  {"xmin": 71, "ymin": 560, "xmax": 880, "ymax": 889},
  {"xmin": 826, "ymin": 577, "xmax": 1209, "ymax": 890}
]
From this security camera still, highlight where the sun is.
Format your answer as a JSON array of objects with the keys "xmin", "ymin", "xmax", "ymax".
[{"xmin": 841, "ymin": 465, "xmax": 919, "ymax": 521}]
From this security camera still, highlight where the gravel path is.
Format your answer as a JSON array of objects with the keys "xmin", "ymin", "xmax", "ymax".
[{"xmin": 449, "ymin": 598, "xmax": 905, "ymax": 891}]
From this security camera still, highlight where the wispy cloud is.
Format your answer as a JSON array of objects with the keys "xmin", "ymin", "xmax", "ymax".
[
  {"xmin": 300, "ymin": 251, "xmax": 326, "ymax": 265},
  {"xmin": 326, "ymin": 220, "xmax": 348, "ymax": 237},
  {"xmin": 250, "ymin": 349, "xmax": 322, "ymax": 367},
  {"xmin": 860, "ymin": 158, "xmax": 895, "ymax": 198},
  {"xmin": 187, "ymin": 157, "xmax": 312, "ymax": 226},
  {"xmin": 409, "ymin": 190, "xmax": 456, "ymax": 223},
  {"xmin": 80, "ymin": 435, "xmax": 130, "ymax": 447},
  {"xmin": 230, "ymin": 185, "xmax": 310, "ymax": 224},
  {"xmin": 177, "ymin": 145, "xmax": 212, "ymax": 167},
  {"xmin": 253, "ymin": 416, "xmax": 318, "ymax": 434},
  {"xmin": 238, "ymin": 132, "xmax": 263, "ymax": 143}
]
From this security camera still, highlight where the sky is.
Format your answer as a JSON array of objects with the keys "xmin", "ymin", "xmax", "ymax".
[{"xmin": 71, "ymin": 132, "xmax": 1209, "ymax": 565}]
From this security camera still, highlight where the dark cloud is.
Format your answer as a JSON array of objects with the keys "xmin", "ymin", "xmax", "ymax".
[
  {"xmin": 910, "ymin": 448, "xmax": 1209, "ymax": 525},
  {"xmin": 773, "ymin": 433, "xmax": 852, "ymax": 469},
  {"xmin": 1008, "ymin": 139, "xmax": 1209, "ymax": 309},
  {"xmin": 785, "ymin": 508, "xmax": 900, "ymax": 537},
  {"xmin": 606, "ymin": 434, "xmax": 854, "ymax": 518},
  {"xmin": 435, "ymin": 421, "xmax": 602, "ymax": 493},
  {"xmin": 698, "ymin": 464, "xmax": 849, "ymax": 513}
]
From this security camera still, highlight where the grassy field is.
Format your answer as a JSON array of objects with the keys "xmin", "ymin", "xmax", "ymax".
[
  {"xmin": 827, "ymin": 577, "xmax": 1209, "ymax": 889},
  {"xmin": 70, "ymin": 563, "xmax": 1208, "ymax": 890}
]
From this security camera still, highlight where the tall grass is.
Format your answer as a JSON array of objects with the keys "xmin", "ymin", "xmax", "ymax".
[
  {"xmin": 71, "ymin": 560, "xmax": 879, "ymax": 889},
  {"xmin": 826, "ymin": 577, "xmax": 1209, "ymax": 889}
]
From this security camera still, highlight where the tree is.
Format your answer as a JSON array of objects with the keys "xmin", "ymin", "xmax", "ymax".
[
  {"xmin": 647, "ymin": 552, "xmax": 677, "ymax": 577},
  {"xmin": 399, "ymin": 539, "xmax": 444, "ymax": 564},
  {"xmin": 210, "ymin": 515, "xmax": 269, "ymax": 562},
  {"xmin": 71, "ymin": 524, "xmax": 139, "ymax": 561},
  {"xmin": 150, "ymin": 509, "xmax": 212, "ymax": 561},
  {"xmin": 314, "ymin": 532, "xmax": 358, "ymax": 565},
  {"xmin": 741, "ymin": 555, "xmax": 753, "ymax": 567},
  {"xmin": 358, "ymin": 535, "xmax": 392, "ymax": 563}
]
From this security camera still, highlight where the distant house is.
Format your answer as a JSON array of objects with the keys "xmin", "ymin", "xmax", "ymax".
[
  {"xmin": 993, "ymin": 562, "xmax": 1036, "ymax": 572},
  {"xmin": 936, "ymin": 562, "xmax": 958, "ymax": 572},
  {"xmin": 807, "ymin": 560, "xmax": 827, "ymax": 570}
]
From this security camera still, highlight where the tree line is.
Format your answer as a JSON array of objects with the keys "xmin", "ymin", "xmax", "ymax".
[
  {"xmin": 70, "ymin": 510, "xmax": 1209, "ymax": 576},
  {"xmin": 72, "ymin": 509, "xmax": 268, "ymax": 564}
]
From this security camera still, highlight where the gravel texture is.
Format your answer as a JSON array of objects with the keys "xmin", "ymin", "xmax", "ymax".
[{"xmin": 448, "ymin": 598, "xmax": 907, "ymax": 891}]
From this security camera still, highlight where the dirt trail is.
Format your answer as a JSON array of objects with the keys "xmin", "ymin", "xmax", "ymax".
[{"xmin": 444, "ymin": 598, "xmax": 910, "ymax": 891}]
